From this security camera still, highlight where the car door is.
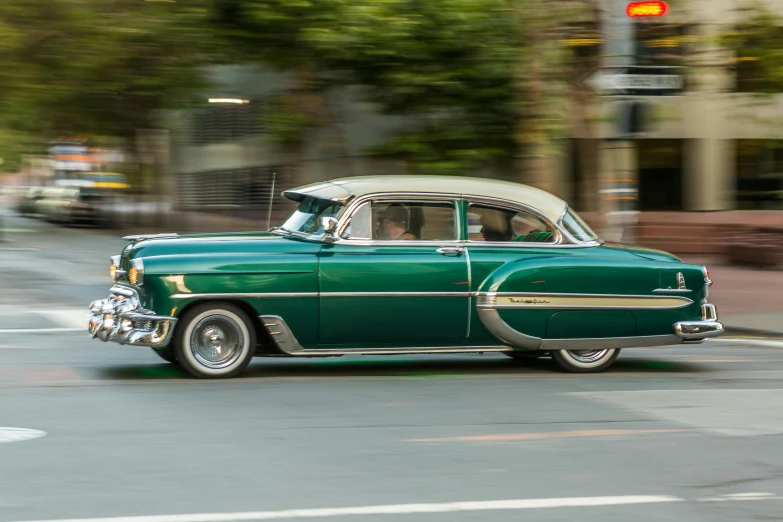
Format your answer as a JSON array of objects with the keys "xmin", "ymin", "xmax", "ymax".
[
  {"xmin": 318, "ymin": 196, "xmax": 470, "ymax": 346},
  {"xmin": 464, "ymin": 199, "xmax": 638, "ymax": 345}
]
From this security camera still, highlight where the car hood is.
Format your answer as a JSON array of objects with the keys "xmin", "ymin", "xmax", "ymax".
[
  {"xmin": 123, "ymin": 231, "xmax": 322, "ymax": 260},
  {"xmin": 600, "ymin": 241, "xmax": 682, "ymax": 263}
]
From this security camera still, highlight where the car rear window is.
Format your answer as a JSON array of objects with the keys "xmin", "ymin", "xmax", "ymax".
[{"xmin": 560, "ymin": 209, "xmax": 600, "ymax": 242}]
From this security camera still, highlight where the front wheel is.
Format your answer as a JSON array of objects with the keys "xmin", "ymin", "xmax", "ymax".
[
  {"xmin": 172, "ymin": 303, "xmax": 257, "ymax": 379},
  {"xmin": 550, "ymin": 349, "xmax": 620, "ymax": 373}
]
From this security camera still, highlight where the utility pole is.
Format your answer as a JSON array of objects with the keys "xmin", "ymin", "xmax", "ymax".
[{"xmin": 599, "ymin": 0, "xmax": 639, "ymax": 243}]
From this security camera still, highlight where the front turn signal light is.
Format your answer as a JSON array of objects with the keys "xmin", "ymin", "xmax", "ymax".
[
  {"xmin": 128, "ymin": 258, "xmax": 144, "ymax": 285},
  {"xmin": 109, "ymin": 255, "xmax": 121, "ymax": 281}
]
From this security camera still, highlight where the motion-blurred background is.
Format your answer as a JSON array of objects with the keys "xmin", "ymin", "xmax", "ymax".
[{"xmin": 0, "ymin": 0, "xmax": 781, "ymax": 260}]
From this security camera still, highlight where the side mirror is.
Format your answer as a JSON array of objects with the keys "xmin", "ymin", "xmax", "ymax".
[{"xmin": 321, "ymin": 216, "xmax": 338, "ymax": 235}]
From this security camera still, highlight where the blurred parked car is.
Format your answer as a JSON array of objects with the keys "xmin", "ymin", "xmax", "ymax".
[
  {"xmin": 30, "ymin": 186, "xmax": 109, "ymax": 226},
  {"xmin": 17, "ymin": 187, "xmax": 44, "ymax": 217}
]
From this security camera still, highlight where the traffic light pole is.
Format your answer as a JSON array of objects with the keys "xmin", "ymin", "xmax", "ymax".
[{"xmin": 599, "ymin": 0, "xmax": 639, "ymax": 243}]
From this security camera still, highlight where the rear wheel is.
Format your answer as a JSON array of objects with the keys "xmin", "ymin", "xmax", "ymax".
[
  {"xmin": 173, "ymin": 303, "xmax": 257, "ymax": 379},
  {"xmin": 550, "ymin": 348, "xmax": 620, "ymax": 373},
  {"xmin": 150, "ymin": 346, "xmax": 178, "ymax": 363}
]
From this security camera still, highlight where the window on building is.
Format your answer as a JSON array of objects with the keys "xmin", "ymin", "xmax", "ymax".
[
  {"xmin": 637, "ymin": 139, "xmax": 685, "ymax": 211},
  {"xmin": 188, "ymin": 101, "xmax": 266, "ymax": 146},
  {"xmin": 633, "ymin": 23, "xmax": 692, "ymax": 67},
  {"xmin": 562, "ymin": 22, "xmax": 602, "ymax": 64},
  {"xmin": 735, "ymin": 140, "xmax": 783, "ymax": 209}
]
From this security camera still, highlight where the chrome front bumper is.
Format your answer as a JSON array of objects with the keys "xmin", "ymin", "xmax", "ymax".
[
  {"xmin": 674, "ymin": 303, "xmax": 724, "ymax": 340},
  {"xmin": 88, "ymin": 286, "xmax": 177, "ymax": 347}
]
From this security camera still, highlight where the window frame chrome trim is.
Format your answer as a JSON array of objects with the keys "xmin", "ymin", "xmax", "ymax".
[
  {"xmin": 329, "ymin": 191, "xmax": 602, "ymax": 248},
  {"xmin": 464, "ymin": 196, "xmax": 565, "ymax": 246},
  {"xmin": 334, "ymin": 192, "xmax": 462, "ymax": 244},
  {"xmin": 555, "ymin": 206, "xmax": 604, "ymax": 246}
]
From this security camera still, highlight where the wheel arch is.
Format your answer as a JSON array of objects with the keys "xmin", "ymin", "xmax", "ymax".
[{"xmin": 171, "ymin": 298, "xmax": 273, "ymax": 349}]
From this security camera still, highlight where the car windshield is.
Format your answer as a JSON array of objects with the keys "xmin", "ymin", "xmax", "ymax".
[
  {"xmin": 279, "ymin": 197, "xmax": 344, "ymax": 235},
  {"xmin": 560, "ymin": 209, "xmax": 600, "ymax": 243}
]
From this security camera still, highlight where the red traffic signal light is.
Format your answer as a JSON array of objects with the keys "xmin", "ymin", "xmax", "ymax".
[{"xmin": 626, "ymin": 1, "xmax": 669, "ymax": 17}]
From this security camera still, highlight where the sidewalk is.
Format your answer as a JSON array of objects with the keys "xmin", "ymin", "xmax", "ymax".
[{"xmin": 680, "ymin": 256, "xmax": 783, "ymax": 337}]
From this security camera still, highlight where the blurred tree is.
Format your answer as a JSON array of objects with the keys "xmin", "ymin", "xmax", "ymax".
[
  {"xmin": 721, "ymin": 3, "xmax": 783, "ymax": 94},
  {"xmin": 0, "ymin": 0, "xmax": 214, "ymax": 172},
  {"xmin": 214, "ymin": 0, "xmax": 599, "ymax": 186}
]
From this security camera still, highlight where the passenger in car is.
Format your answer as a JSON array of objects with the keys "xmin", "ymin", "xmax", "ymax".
[{"xmin": 479, "ymin": 210, "xmax": 513, "ymax": 241}]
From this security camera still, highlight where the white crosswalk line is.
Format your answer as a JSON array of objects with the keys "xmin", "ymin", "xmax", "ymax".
[
  {"xmin": 0, "ymin": 308, "xmax": 86, "ymax": 333},
  {"xmin": 33, "ymin": 309, "xmax": 88, "ymax": 329}
]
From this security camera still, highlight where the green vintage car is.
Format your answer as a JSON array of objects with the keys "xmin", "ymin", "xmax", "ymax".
[{"xmin": 88, "ymin": 176, "xmax": 723, "ymax": 378}]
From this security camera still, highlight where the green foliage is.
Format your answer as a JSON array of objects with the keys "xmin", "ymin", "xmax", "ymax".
[
  {"xmin": 721, "ymin": 2, "xmax": 783, "ymax": 95},
  {"xmin": 0, "ymin": 0, "xmax": 216, "ymax": 168},
  {"xmin": 265, "ymin": 95, "xmax": 325, "ymax": 145},
  {"xmin": 216, "ymin": 0, "xmax": 594, "ymax": 176}
]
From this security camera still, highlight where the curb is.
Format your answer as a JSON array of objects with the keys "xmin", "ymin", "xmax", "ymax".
[{"xmin": 723, "ymin": 325, "xmax": 783, "ymax": 339}]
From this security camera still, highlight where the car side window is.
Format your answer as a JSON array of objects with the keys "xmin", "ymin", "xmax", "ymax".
[
  {"xmin": 467, "ymin": 203, "xmax": 556, "ymax": 243},
  {"xmin": 345, "ymin": 200, "xmax": 457, "ymax": 241},
  {"xmin": 344, "ymin": 202, "xmax": 372, "ymax": 239}
]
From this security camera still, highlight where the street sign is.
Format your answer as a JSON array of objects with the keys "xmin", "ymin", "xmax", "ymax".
[
  {"xmin": 586, "ymin": 66, "xmax": 685, "ymax": 96},
  {"xmin": 626, "ymin": 1, "xmax": 669, "ymax": 17}
]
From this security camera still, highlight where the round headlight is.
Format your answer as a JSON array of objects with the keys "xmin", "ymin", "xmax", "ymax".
[
  {"xmin": 128, "ymin": 267, "xmax": 138, "ymax": 285},
  {"xmin": 110, "ymin": 264, "xmax": 118, "ymax": 281}
]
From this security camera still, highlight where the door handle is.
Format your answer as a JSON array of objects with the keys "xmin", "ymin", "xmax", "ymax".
[{"xmin": 437, "ymin": 247, "xmax": 464, "ymax": 256}]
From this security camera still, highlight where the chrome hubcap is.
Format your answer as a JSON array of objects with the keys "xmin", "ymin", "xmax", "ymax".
[
  {"xmin": 190, "ymin": 315, "xmax": 244, "ymax": 369},
  {"xmin": 566, "ymin": 349, "xmax": 610, "ymax": 363}
]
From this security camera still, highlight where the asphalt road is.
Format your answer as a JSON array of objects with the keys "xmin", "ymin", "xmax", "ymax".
[{"xmin": 2, "ymin": 213, "xmax": 783, "ymax": 522}]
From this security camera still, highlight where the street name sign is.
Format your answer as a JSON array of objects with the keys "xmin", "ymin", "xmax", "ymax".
[{"xmin": 586, "ymin": 66, "xmax": 685, "ymax": 96}]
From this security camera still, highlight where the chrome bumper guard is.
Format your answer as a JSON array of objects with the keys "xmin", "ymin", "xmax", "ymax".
[
  {"xmin": 673, "ymin": 303, "xmax": 724, "ymax": 340},
  {"xmin": 88, "ymin": 286, "xmax": 177, "ymax": 347}
]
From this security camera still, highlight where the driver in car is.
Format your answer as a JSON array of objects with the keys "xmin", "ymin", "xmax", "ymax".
[{"xmin": 378, "ymin": 204, "xmax": 417, "ymax": 240}]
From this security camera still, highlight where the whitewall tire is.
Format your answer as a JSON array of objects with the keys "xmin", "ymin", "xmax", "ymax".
[
  {"xmin": 173, "ymin": 303, "xmax": 256, "ymax": 379},
  {"xmin": 550, "ymin": 348, "xmax": 620, "ymax": 373}
]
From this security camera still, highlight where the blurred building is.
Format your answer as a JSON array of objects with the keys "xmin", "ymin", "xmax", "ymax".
[
  {"xmin": 165, "ymin": 65, "xmax": 411, "ymax": 227},
  {"xmin": 566, "ymin": 0, "xmax": 783, "ymax": 252},
  {"xmin": 165, "ymin": 0, "xmax": 782, "ymax": 250}
]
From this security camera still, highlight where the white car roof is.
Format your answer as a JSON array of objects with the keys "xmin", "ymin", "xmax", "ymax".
[{"xmin": 284, "ymin": 176, "xmax": 568, "ymax": 222}]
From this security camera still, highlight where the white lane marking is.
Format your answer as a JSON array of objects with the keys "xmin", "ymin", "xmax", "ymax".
[
  {"xmin": 9, "ymin": 496, "xmax": 684, "ymax": 522},
  {"xmin": 0, "ymin": 328, "xmax": 83, "ymax": 334},
  {"xmin": 698, "ymin": 492, "xmax": 783, "ymax": 502},
  {"xmin": 0, "ymin": 427, "xmax": 47, "ymax": 444},
  {"xmin": 35, "ymin": 310, "xmax": 88, "ymax": 329}
]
